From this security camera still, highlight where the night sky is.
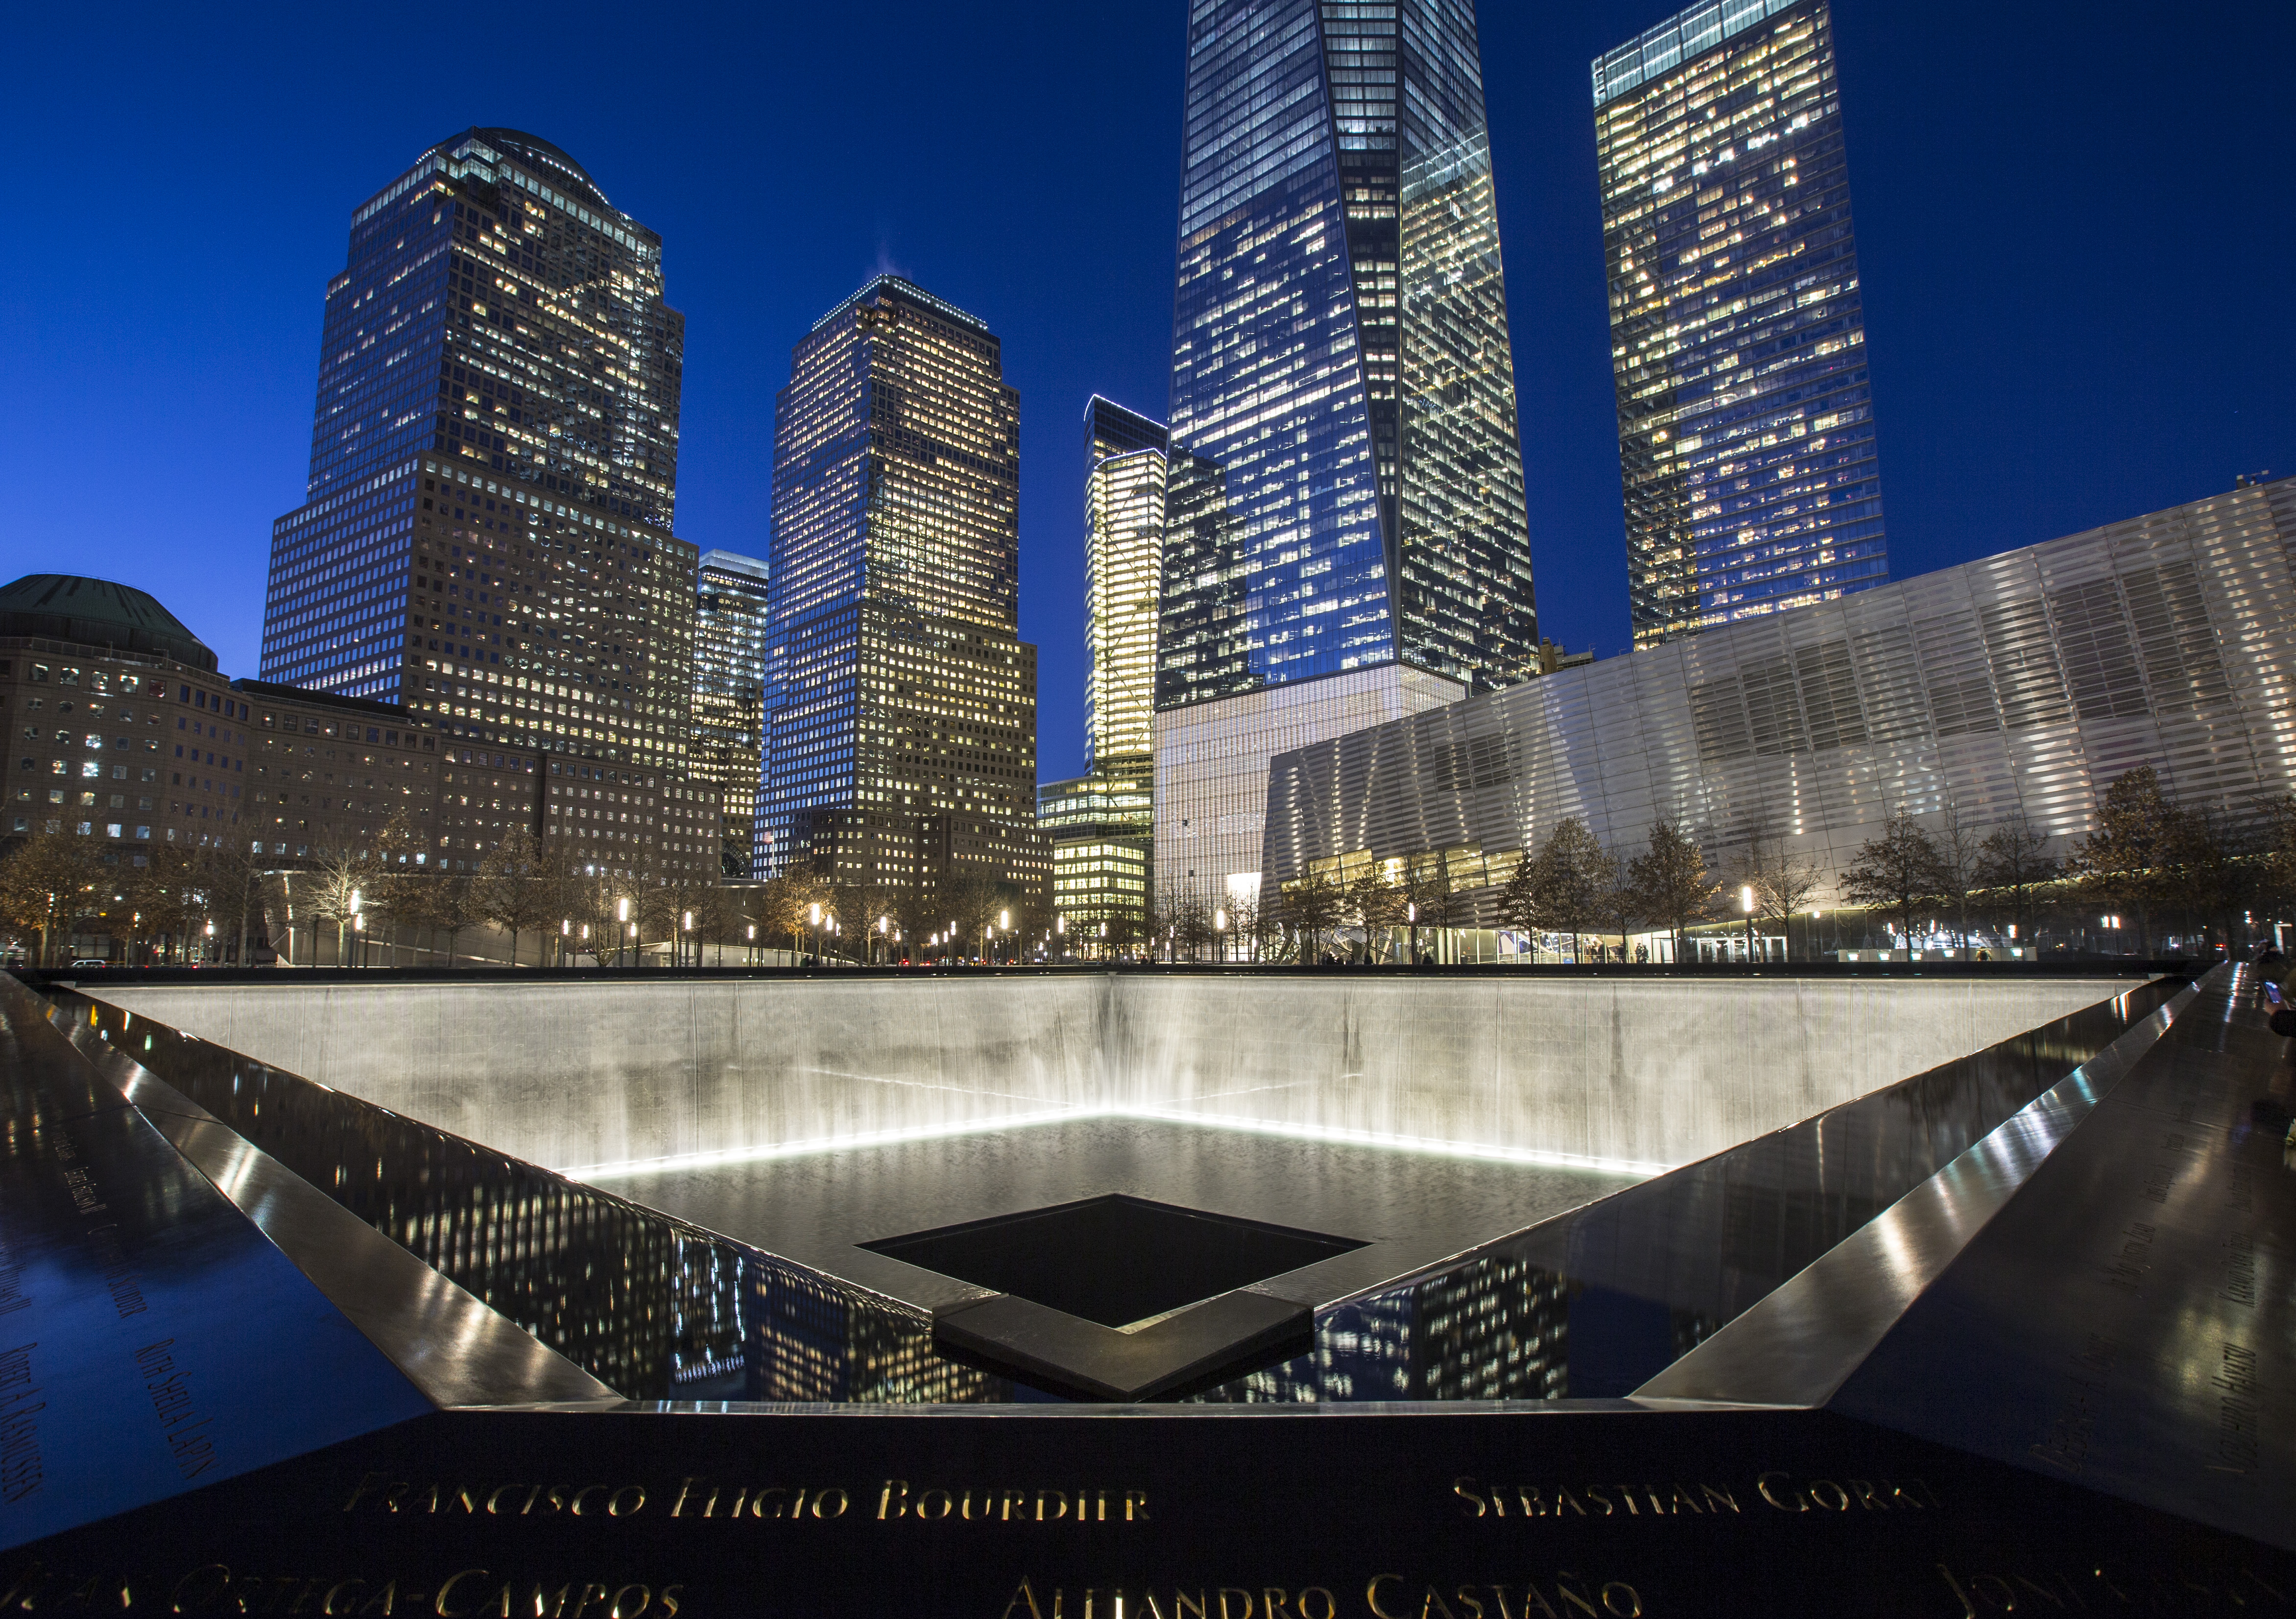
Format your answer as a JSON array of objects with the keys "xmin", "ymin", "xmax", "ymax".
[{"xmin": 3, "ymin": 0, "xmax": 2288, "ymax": 784}]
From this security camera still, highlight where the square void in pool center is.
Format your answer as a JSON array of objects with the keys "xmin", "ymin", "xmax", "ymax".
[
  {"xmin": 595, "ymin": 1116, "xmax": 1642, "ymax": 1314},
  {"xmin": 861, "ymin": 1195, "xmax": 1368, "ymax": 1329}
]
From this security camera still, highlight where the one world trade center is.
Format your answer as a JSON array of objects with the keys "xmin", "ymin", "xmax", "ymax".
[{"xmin": 1154, "ymin": 0, "xmax": 1543, "ymax": 916}]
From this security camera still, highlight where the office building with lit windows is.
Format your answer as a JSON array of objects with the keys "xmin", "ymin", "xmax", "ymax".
[
  {"xmin": 1083, "ymin": 397, "xmax": 1168, "ymax": 777},
  {"xmin": 1037, "ymin": 771, "xmax": 1153, "ymax": 952},
  {"xmin": 760, "ymin": 277, "xmax": 1048, "ymax": 901},
  {"xmin": 1595, "ymin": 0, "xmax": 1889, "ymax": 648},
  {"xmin": 2, "ymin": 573, "xmax": 718, "ymax": 891},
  {"xmin": 692, "ymin": 549, "xmax": 771, "ymax": 876},
  {"xmin": 1041, "ymin": 398, "xmax": 1167, "ymax": 942},
  {"xmin": 259, "ymin": 128, "xmax": 701, "ymax": 783},
  {"xmin": 1156, "ymin": 0, "xmax": 1542, "ymax": 917}
]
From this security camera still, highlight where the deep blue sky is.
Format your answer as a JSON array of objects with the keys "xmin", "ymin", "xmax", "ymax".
[{"xmin": 2, "ymin": 1, "xmax": 2288, "ymax": 783}]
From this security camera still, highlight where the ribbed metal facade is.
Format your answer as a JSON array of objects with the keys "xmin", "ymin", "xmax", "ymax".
[{"xmin": 1264, "ymin": 479, "xmax": 2296, "ymax": 905}]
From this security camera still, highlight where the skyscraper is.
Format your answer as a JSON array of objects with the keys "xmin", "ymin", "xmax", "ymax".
[
  {"xmin": 1082, "ymin": 397, "xmax": 1168, "ymax": 776},
  {"xmin": 261, "ymin": 129, "xmax": 698, "ymax": 776},
  {"xmin": 1041, "ymin": 398, "xmax": 1167, "ymax": 948},
  {"xmin": 760, "ymin": 277, "xmax": 1047, "ymax": 904},
  {"xmin": 1157, "ymin": 0, "xmax": 1540, "ymax": 914},
  {"xmin": 1595, "ymin": 0, "xmax": 1889, "ymax": 649},
  {"xmin": 691, "ymin": 549, "xmax": 771, "ymax": 876}
]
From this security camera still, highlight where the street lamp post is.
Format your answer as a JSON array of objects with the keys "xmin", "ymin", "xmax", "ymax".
[
  {"xmin": 1741, "ymin": 884, "xmax": 1756, "ymax": 963},
  {"xmin": 682, "ymin": 910, "xmax": 694, "ymax": 969},
  {"xmin": 617, "ymin": 897, "xmax": 631, "ymax": 969}
]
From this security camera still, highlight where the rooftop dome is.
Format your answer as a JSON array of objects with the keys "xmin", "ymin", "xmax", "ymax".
[
  {"xmin": 0, "ymin": 574, "xmax": 219, "ymax": 673},
  {"xmin": 437, "ymin": 127, "xmax": 613, "ymax": 213}
]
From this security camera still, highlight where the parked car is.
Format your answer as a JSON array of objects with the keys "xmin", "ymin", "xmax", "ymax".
[{"xmin": 67, "ymin": 958, "xmax": 110, "ymax": 970}]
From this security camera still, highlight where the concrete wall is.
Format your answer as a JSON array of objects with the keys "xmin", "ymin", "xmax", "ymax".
[{"xmin": 90, "ymin": 973, "xmax": 2147, "ymax": 1177}]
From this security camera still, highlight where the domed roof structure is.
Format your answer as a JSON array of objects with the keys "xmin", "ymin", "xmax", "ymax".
[
  {"xmin": 0, "ymin": 574, "xmax": 219, "ymax": 673},
  {"xmin": 432, "ymin": 127, "xmax": 613, "ymax": 213}
]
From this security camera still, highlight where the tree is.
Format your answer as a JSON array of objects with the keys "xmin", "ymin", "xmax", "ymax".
[
  {"xmin": 2258, "ymin": 795, "xmax": 2296, "ymax": 939},
  {"xmin": 1726, "ymin": 831, "xmax": 1825, "ymax": 960},
  {"xmin": 1101, "ymin": 905, "xmax": 1145, "ymax": 962},
  {"xmin": 1281, "ymin": 870, "xmax": 1345, "ymax": 962},
  {"xmin": 2066, "ymin": 767, "xmax": 2181, "ymax": 955},
  {"xmin": 0, "ymin": 833, "xmax": 104, "ymax": 966},
  {"xmin": 1975, "ymin": 811, "xmax": 2058, "ymax": 944},
  {"xmin": 475, "ymin": 828, "xmax": 555, "ymax": 967},
  {"xmin": 1840, "ymin": 813, "xmax": 1946, "ymax": 945},
  {"xmin": 124, "ymin": 841, "xmax": 202, "ymax": 964},
  {"xmin": 304, "ymin": 844, "xmax": 377, "ymax": 967},
  {"xmin": 2160, "ymin": 805, "xmax": 2248, "ymax": 960},
  {"xmin": 1495, "ymin": 848, "xmax": 1539, "ymax": 952},
  {"xmin": 1932, "ymin": 804, "xmax": 1984, "ymax": 948},
  {"xmin": 406, "ymin": 870, "xmax": 483, "ymax": 968},
  {"xmin": 365, "ymin": 810, "xmax": 429, "ymax": 968},
  {"xmin": 1528, "ymin": 817, "xmax": 1611, "ymax": 963},
  {"xmin": 197, "ymin": 841, "xmax": 262, "ymax": 967},
  {"xmin": 935, "ymin": 870, "xmax": 1001, "ymax": 961},
  {"xmin": 1597, "ymin": 845, "xmax": 1643, "ymax": 962},
  {"xmin": 1402, "ymin": 857, "xmax": 1463, "ymax": 965},
  {"xmin": 1348, "ymin": 870, "xmax": 1403, "ymax": 962},
  {"xmin": 754, "ymin": 871, "xmax": 813, "ymax": 958},
  {"xmin": 1169, "ymin": 885, "xmax": 1213, "ymax": 963},
  {"xmin": 1629, "ymin": 818, "xmax": 1719, "ymax": 963}
]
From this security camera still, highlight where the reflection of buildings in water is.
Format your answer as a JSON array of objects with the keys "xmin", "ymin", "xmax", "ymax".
[
  {"xmin": 666, "ymin": 1236, "xmax": 750, "ymax": 1397},
  {"xmin": 1671, "ymin": 1308, "xmax": 1724, "ymax": 1366},
  {"xmin": 1412, "ymin": 1256, "xmax": 1573, "ymax": 1401},
  {"xmin": 748, "ymin": 1260, "xmax": 1004, "ymax": 1403},
  {"xmin": 1298, "ymin": 1257, "xmax": 1576, "ymax": 1402},
  {"xmin": 1188, "ymin": 1353, "xmax": 1319, "ymax": 1405},
  {"xmin": 1317, "ymin": 1289, "xmax": 1414, "ymax": 1402}
]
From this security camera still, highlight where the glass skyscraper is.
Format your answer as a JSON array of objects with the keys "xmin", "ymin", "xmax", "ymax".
[
  {"xmin": 691, "ymin": 549, "xmax": 771, "ymax": 876},
  {"xmin": 1042, "ymin": 398, "xmax": 1168, "ymax": 945},
  {"xmin": 1156, "ymin": 0, "xmax": 1540, "ymax": 912},
  {"xmin": 1083, "ymin": 397, "xmax": 1169, "ymax": 776},
  {"xmin": 1595, "ymin": 0, "xmax": 1889, "ymax": 649},
  {"xmin": 260, "ymin": 129, "xmax": 698, "ymax": 776},
  {"xmin": 760, "ymin": 277, "xmax": 1047, "ymax": 902}
]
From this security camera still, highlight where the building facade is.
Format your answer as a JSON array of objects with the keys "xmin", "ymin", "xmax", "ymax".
[
  {"xmin": 1263, "ymin": 479, "xmax": 2296, "ymax": 933},
  {"xmin": 1157, "ymin": 0, "xmax": 1541, "ymax": 911},
  {"xmin": 1037, "ymin": 772, "xmax": 1153, "ymax": 951},
  {"xmin": 1083, "ymin": 397, "xmax": 1168, "ymax": 776},
  {"xmin": 1595, "ymin": 0, "xmax": 1889, "ymax": 649},
  {"xmin": 691, "ymin": 549, "xmax": 770, "ymax": 876},
  {"xmin": 259, "ymin": 129, "xmax": 699, "ymax": 773},
  {"xmin": 1042, "ymin": 398, "xmax": 1169, "ymax": 940},
  {"xmin": 3, "ymin": 574, "xmax": 717, "ymax": 885},
  {"xmin": 760, "ymin": 278, "xmax": 1048, "ymax": 901}
]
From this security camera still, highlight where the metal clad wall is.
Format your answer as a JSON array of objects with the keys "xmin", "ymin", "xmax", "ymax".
[{"xmin": 1262, "ymin": 480, "xmax": 2296, "ymax": 906}]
